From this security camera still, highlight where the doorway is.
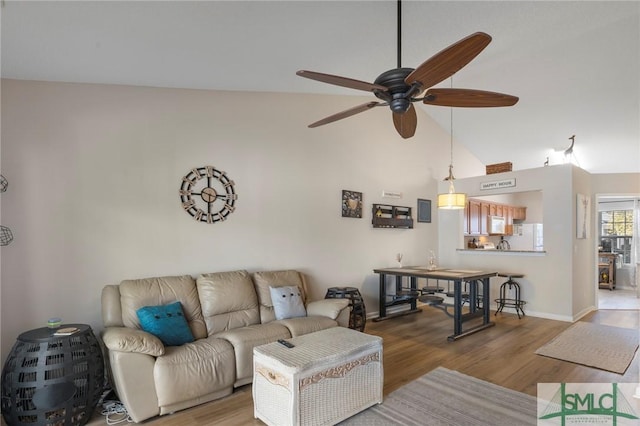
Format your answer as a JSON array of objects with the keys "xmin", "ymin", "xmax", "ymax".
[{"xmin": 596, "ymin": 194, "xmax": 639, "ymax": 310}]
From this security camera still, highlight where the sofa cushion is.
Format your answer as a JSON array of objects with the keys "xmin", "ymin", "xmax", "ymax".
[
  {"xmin": 102, "ymin": 326, "xmax": 165, "ymax": 357},
  {"xmin": 215, "ymin": 322, "xmax": 290, "ymax": 386},
  {"xmin": 154, "ymin": 336, "xmax": 235, "ymax": 408},
  {"xmin": 119, "ymin": 275, "xmax": 207, "ymax": 340},
  {"xmin": 269, "ymin": 285, "xmax": 307, "ymax": 320},
  {"xmin": 136, "ymin": 302, "xmax": 195, "ymax": 346},
  {"xmin": 307, "ymin": 299, "xmax": 350, "ymax": 320},
  {"xmin": 252, "ymin": 270, "xmax": 308, "ymax": 323},
  {"xmin": 275, "ymin": 316, "xmax": 338, "ymax": 337},
  {"xmin": 197, "ymin": 270, "xmax": 260, "ymax": 335}
]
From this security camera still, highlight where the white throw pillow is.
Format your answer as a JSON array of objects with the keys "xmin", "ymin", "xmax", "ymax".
[{"xmin": 269, "ymin": 285, "xmax": 307, "ymax": 320}]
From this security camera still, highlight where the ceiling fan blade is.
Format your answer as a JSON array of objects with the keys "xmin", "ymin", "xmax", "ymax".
[
  {"xmin": 405, "ymin": 32, "xmax": 492, "ymax": 89},
  {"xmin": 297, "ymin": 70, "xmax": 388, "ymax": 93},
  {"xmin": 392, "ymin": 104, "xmax": 417, "ymax": 139},
  {"xmin": 423, "ymin": 88, "xmax": 519, "ymax": 107},
  {"xmin": 308, "ymin": 101, "xmax": 382, "ymax": 128}
]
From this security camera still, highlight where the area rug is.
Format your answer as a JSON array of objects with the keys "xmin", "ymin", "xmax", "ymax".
[
  {"xmin": 535, "ymin": 321, "xmax": 639, "ymax": 374},
  {"xmin": 340, "ymin": 367, "xmax": 537, "ymax": 425}
]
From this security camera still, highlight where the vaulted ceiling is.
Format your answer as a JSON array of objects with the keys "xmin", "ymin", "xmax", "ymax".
[{"xmin": 2, "ymin": 1, "xmax": 638, "ymax": 174}]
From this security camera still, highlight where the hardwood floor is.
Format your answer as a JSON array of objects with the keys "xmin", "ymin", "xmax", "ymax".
[{"xmin": 88, "ymin": 308, "xmax": 639, "ymax": 425}]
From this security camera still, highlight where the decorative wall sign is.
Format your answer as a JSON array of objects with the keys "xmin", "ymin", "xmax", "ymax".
[
  {"xmin": 381, "ymin": 190, "xmax": 402, "ymax": 199},
  {"xmin": 576, "ymin": 193, "xmax": 590, "ymax": 239},
  {"xmin": 342, "ymin": 190, "xmax": 363, "ymax": 218},
  {"xmin": 179, "ymin": 166, "xmax": 237, "ymax": 224},
  {"xmin": 480, "ymin": 178, "xmax": 516, "ymax": 191},
  {"xmin": 417, "ymin": 199, "xmax": 432, "ymax": 223}
]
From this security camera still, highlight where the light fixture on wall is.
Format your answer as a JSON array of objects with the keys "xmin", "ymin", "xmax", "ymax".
[{"xmin": 437, "ymin": 84, "xmax": 467, "ymax": 210}]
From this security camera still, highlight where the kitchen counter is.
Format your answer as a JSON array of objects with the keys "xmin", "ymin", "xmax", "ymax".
[{"xmin": 457, "ymin": 248, "xmax": 546, "ymax": 256}]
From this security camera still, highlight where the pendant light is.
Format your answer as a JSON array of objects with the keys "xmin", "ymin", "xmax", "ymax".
[{"xmin": 437, "ymin": 80, "xmax": 467, "ymax": 209}]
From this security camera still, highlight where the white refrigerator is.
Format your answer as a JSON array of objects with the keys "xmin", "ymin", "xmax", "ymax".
[{"xmin": 510, "ymin": 223, "xmax": 544, "ymax": 251}]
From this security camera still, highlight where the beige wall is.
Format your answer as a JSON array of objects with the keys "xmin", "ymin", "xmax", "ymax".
[
  {"xmin": 437, "ymin": 166, "xmax": 640, "ymax": 321},
  {"xmin": 2, "ymin": 79, "xmax": 636, "ymax": 361},
  {"xmin": 0, "ymin": 79, "xmax": 486, "ymax": 361},
  {"xmin": 438, "ymin": 165, "xmax": 578, "ymax": 320},
  {"xmin": 592, "ymin": 173, "xmax": 640, "ymax": 195}
]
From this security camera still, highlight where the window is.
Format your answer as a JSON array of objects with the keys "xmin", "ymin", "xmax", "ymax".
[{"xmin": 599, "ymin": 210, "xmax": 633, "ymax": 264}]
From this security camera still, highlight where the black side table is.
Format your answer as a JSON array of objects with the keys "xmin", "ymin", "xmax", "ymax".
[
  {"xmin": 1, "ymin": 324, "xmax": 104, "ymax": 426},
  {"xmin": 325, "ymin": 287, "xmax": 366, "ymax": 331}
]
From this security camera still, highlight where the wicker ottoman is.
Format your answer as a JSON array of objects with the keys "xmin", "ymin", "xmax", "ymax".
[{"xmin": 252, "ymin": 327, "xmax": 383, "ymax": 426}]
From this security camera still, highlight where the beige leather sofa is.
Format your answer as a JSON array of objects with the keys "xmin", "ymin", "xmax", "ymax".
[{"xmin": 101, "ymin": 269, "xmax": 350, "ymax": 422}]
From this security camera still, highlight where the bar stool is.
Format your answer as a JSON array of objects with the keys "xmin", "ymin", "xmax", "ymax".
[
  {"xmin": 494, "ymin": 273, "xmax": 526, "ymax": 318},
  {"xmin": 422, "ymin": 279, "xmax": 444, "ymax": 294},
  {"xmin": 325, "ymin": 287, "xmax": 366, "ymax": 331}
]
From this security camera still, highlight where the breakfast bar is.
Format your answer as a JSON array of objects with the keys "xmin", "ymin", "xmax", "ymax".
[{"xmin": 373, "ymin": 267, "xmax": 497, "ymax": 340}]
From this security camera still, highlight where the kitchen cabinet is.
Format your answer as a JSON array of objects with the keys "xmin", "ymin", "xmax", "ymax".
[
  {"xmin": 463, "ymin": 203, "xmax": 469, "ymax": 234},
  {"xmin": 467, "ymin": 199, "xmax": 482, "ymax": 235},
  {"xmin": 480, "ymin": 203, "xmax": 489, "ymax": 235},
  {"xmin": 464, "ymin": 199, "xmax": 525, "ymax": 236},
  {"xmin": 513, "ymin": 206, "xmax": 527, "ymax": 221},
  {"xmin": 489, "ymin": 204, "xmax": 504, "ymax": 217},
  {"xmin": 505, "ymin": 206, "xmax": 514, "ymax": 235}
]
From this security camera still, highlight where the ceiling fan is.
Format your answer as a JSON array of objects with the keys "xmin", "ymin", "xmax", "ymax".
[{"xmin": 296, "ymin": 1, "xmax": 519, "ymax": 139}]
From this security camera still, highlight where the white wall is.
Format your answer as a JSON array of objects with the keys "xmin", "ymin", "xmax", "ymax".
[
  {"xmin": 438, "ymin": 165, "xmax": 582, "ymax": 321},
  {"xmin": 438, "ymin": 166, "xmax": 640, "ymax": 321},
  {"xmin": 0, "ymin": 79, "xmax": 488, "ymax": 361},
  {"xmin": 571, "ymin": 166, "xmax": 594, "ymax": 317}
]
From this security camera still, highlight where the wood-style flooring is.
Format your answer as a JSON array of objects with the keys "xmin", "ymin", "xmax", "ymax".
[{"xmin": 87, "ymin": 307, "xmax": 639, "ymax": 426}]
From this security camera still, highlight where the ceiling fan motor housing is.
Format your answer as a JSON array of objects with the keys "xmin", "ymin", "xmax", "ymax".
[{"xmin": 374, "ymin": 68, "xmax": 416, "ymax": 113}]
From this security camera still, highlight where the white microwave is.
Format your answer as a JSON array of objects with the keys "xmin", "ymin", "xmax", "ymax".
[{"xmin": 488, "ymin": 216, "xmax": 506, "ymax": 235}]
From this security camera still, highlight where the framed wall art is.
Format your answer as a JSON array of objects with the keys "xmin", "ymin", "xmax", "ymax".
[
  {"xmin": 417, "ymin": 199, "xmax": 431, "ymax": 223},
  {"xmin": 342, "ymin": 190, "xmax": 363, "ymax": 218},
  {"xmin": 576, "ymin": 193, "xmax": 590, "ymax": 239}
]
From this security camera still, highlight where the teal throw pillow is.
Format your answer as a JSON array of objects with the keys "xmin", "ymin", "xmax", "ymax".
[{"xmin": 136, "ymin": 301, "xmax": 194, "ymax": 346}]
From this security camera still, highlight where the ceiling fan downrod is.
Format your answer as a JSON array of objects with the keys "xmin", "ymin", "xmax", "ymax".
[{"xmin": 397, "ymin": 0, "xmax": 402, "ymax": 69}]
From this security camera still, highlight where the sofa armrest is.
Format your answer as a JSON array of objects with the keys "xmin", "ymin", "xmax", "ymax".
[
  {"xmin": 306, "ymin": 299, "xmax": 349, "ymax": 320},
  {"xmin": 102, "ymin": 327, "xmax": 165, "ymax": 357}
]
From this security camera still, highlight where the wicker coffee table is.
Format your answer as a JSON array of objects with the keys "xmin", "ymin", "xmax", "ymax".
[{"xmin": 252, "ymin": 327, "xmax": 383, "ymax": 426}]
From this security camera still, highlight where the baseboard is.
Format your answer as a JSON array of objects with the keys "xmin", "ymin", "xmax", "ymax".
[
  {"xmin": 611, "ymin": 285, "xmax": 638, "ymax": 292},
  {"xmin": 572, "ymin": 305, "xmax": 597, "ymax": 322}
]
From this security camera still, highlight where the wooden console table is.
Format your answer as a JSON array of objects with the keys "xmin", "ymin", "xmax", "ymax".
[{"xmin": 373, "ymin": 267, "xmax": 497, "ymax": 341}]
